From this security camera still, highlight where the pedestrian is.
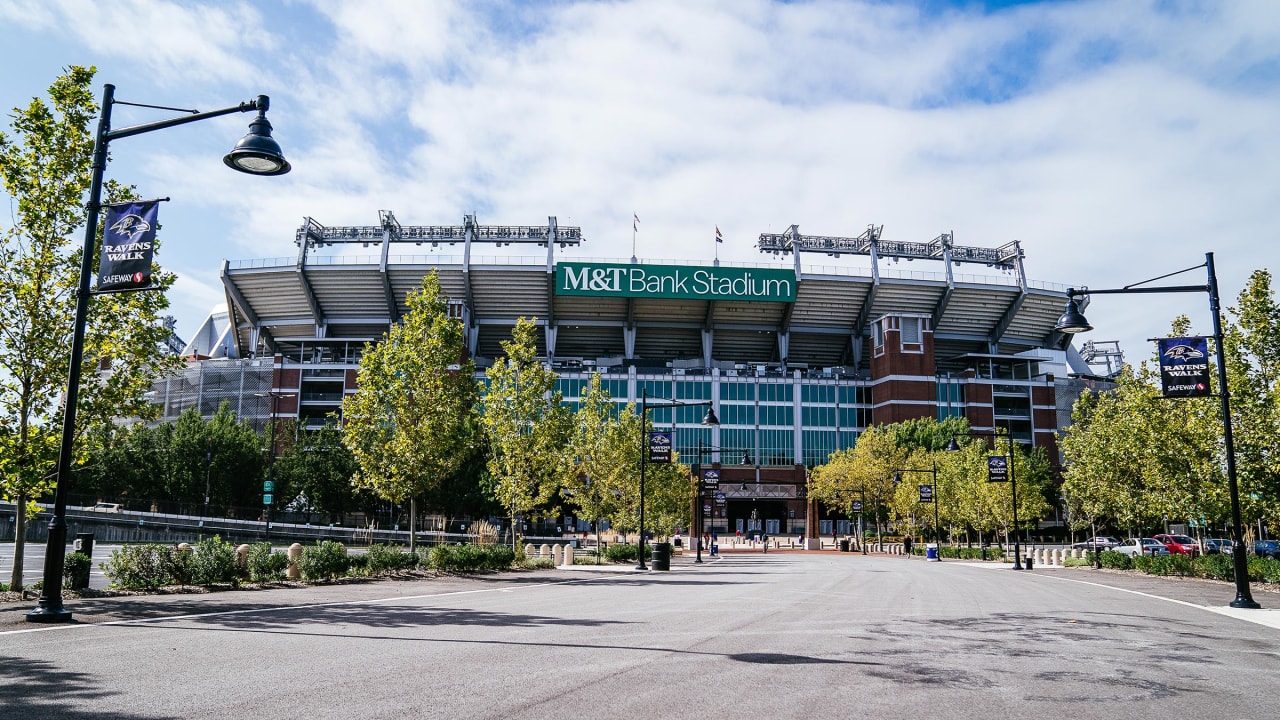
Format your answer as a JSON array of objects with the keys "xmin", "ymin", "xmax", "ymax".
[{"xmin": 761, "ymin": 531, "xmax": 770, "ymax": 553}]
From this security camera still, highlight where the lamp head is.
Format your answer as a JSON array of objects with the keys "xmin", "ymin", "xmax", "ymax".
[
  {"xmin": 224, "ymin": 97, "xmax": 290, "ymax": 175},
  {"xmin": 945, "ymin": 436, "xmax": 962, "ymax": 452},
  {"xmin": 1054, "ymin": 294, "xmax": 1093, "ymax": 334},
  {"xmin": 701, "ymin": 406, "xmax": 720, "ymax": 426}
]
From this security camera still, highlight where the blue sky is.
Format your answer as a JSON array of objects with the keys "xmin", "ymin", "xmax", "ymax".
[{"xmin": 1, "ymin": 0, "xmax": 1278, "ymax": 368}]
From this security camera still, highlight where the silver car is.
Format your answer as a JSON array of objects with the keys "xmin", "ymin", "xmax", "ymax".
[{"xmin": 1113, "ymin": 537, "xmax": 1171, "ymax": 557}]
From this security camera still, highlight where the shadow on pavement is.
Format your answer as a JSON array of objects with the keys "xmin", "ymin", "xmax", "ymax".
[{"xmin": 0, "ymin": 656, "xmax": 180, "ymax": 720}]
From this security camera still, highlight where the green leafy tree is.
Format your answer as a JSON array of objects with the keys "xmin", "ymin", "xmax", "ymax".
[
  {"xmin": 271, "ymin": 421, "xmax": 360, "ymax": 523},
  {"xmin": 343, "ymin": 272, "xmax": 477, "ymax": 549},
  {"xmin": 1224, "ymin": 270, "xmax": 1280, "ymax": 535},
  {"xmin": 480, "ymin": 317, "xmax": 571, "ymax": 541},
  {"xmin": 563, "ymin": 374, "xmax": 625, "ymax": 535},
  {"xmin": 0, "ymin": 66, "xmax": 178, "ymax": 589}
]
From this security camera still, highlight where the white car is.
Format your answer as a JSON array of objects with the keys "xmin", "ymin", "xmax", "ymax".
[
  {"xmin": 1113, "ymin": 537, "xmax": 1170, "ymax": 557},
  {"xmin": 86, "ymin": 502, "xmax": 123, "ymax": 513}
]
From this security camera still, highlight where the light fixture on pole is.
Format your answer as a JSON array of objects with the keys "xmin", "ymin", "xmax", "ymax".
[
  {"xmin": 895, "ymin": 461, "xmax": 940, "ymax": 560},
  {"xmin": 948, "ymin": 429, "xmax": 1021, "ymax": 570},
  {"xmin": 27, "ymin": 85, "xmax": 289, "ymax": 624},
  {"xmin": 636, "ymin": 388, "xmax": 719, "ymax": 570},
  {"xmin": 690, "ymin": 440, "xmax": 745, "ymax": 564},
  {"xmin": 1052, "ymin": 252, "xmax": 1258, "ymax": 609}
]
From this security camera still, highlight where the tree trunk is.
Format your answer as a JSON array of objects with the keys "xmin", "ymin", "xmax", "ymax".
[
  {"xmin": 9, "ymin": 491, "xmax": 27, "ymax": 589},
  {"xmin": 408, "ymin": 497, "xmax": 417, "ymax": 552}
]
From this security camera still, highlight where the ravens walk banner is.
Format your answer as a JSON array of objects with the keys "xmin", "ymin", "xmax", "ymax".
[
  {"xmin": 97, "ymin": 200, "xmax": 159, "ymax": 292},
  {"xmin": 1158, "ymin": 336, "xmax": 1211, "ymax": 398}
]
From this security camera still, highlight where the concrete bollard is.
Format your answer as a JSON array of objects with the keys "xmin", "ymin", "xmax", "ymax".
[
  {"xmin": 287, "ymin": 543, "xmax": 302, "ymax": 580},
  {"xmin": 540, "ymin": 543, "xmax": 551, "ymax": 558},
  {"xmin": 552, "ymin": 544, "xmax": 563, "ymax": 565},
  {"xmin": 235, "ymin": 544, "xmax": 250, "ymax": 570},
  {"xmin": 177, "ymin": 542, "xmax": 192, "ymax": 553},
  {"xmin": 562, "ymin": 545, "xmax": 574, "ymax": 566},
  {"xmin": 524, "ymin": 543, "xmax": 535, "ymax": 557}
]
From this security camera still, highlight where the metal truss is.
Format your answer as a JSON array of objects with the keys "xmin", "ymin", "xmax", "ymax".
[{"xmin": 758, "ymin": 224, "xmax": 1023, "ymax": 270}]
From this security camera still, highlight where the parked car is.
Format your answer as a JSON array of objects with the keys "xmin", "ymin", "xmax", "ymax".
[
  {"xmin": 86, "ymin": 502, "xmax": 122, "ymax": 513},
  {"xmin": 1153, "ymin": 533, "xmax": 1200, "ymax": 557},
  {"xmin": 1203, "ymin": 538, "xmax": 1234, "ymax": 555},
  {"xmin": 1254, "ymin": 540, "xmax": 1280, "ymax": 559},
  {"xmin": 1071, "ymin": 536, "xmax": 1121, "ymax": 550},
  {"xmin": 1113, "ymin": 538, "xmax": 1171, "ymax": 557}
]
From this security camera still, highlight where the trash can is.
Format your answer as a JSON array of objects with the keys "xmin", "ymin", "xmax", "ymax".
[
  {"xmin": 1024, "ymin": 554, "xmax": 1034, "ymax": 569},
  {"xmin": 926, "ymin": 543, "xmax": 939, "ymax": 561},
  {"xmin": 839, "ymin": 539, "xmax": 850, "ymax": 553},
  {"xmin": 71, "ymin": 533, "xmax": 95, "ymax": 589},
  {"xmin": 710, "ymin": 543, "xmax": 719, "ymax": 557},
  {"xmin": 651, "ymin": 542, "xmax": 672, "ymax": 571}
]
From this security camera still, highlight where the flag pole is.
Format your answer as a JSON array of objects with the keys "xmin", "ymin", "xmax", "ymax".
[{"xmin": 632, "ymin": 212, "xmax": 638, "ymax": 263}]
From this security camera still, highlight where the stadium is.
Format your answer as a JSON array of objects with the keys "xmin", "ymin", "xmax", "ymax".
[{"xmin": 158, "ymin": 211, "xmax": 1103, "ymax": 540}]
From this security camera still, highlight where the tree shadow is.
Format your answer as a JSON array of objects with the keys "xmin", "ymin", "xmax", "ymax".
[{"xmin": 0, "ymin": 656, "xmax": 180, "ymax": 720}]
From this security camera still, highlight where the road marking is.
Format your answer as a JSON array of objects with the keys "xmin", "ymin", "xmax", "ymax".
[
  {"xmin": 0, "ymin": 575, "xmax": 611, "ymax": 637},
  {"xmin": 971, "ymin": 563, "xmax": 1280, "ymax": 631}
]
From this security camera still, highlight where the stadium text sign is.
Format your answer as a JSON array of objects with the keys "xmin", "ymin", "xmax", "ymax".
[{"xmin": 556, "ymin": 262, "xmax": 796, "ymax": 302}]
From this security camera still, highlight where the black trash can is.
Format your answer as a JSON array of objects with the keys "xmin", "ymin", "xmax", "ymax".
[
  {"xmin": 71, "ymin": 533, "xmax": 94, "ymax": 590},
  {"xmin": 651, "ymin": 542, "xmax": 672, "ymax": 571},
  {"xmin": 839, "ymin": 539, "xmax": 850, "ymax": 553},
  {"xmin": 1024, "ymin": 554, "xmax": 1034, "ymax": 569}
]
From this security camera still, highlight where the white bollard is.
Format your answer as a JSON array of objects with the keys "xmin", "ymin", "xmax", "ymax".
[
  {"xmin": 552, "ymin": 544, "xmax": 563, "ymax": 565},
  {"xmin": 562, "ymin": 545, "xmax": 574, "ymax": 566},
  {"xmin": 287, "ymin": 543, "xmax": 302, "ymax": 580},
  {"xmin": 540, "ymin": 543, "xmax": 552, "ymax": 558},
  {"xmin": 524, "ymin": 543, "xmax": 535, "ymax": 557}
]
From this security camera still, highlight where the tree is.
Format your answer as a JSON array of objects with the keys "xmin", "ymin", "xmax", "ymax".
[
  {"xmin": 0, "ymin": 66, "xmax": 179, "ymax": 589},
  {"xmin": 563, "ymin": 374, "xmax": 625, "ymax": 536},
  {"xmin": 1224, "ymin": 270, "xmax": 1280, "ymax": 535},
  {"xmin": 480, "ymin": 317, "xmax": 571, "ymax": 543},
  {"xmin": 343, "ymin": 272, "xmax": 477, "ymax": 549},
  {"xmin": 272, "ymin": 421, "xmax": 360, "ymax": 523}
]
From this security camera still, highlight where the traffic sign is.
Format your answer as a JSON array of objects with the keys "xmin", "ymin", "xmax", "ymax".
[
  {"xmin": 262, "ymin": 493, "xmax": 274, "ymax": 505},
  {"xmin": 263, "ymin": 480, "xmax": 275, "ymax": 493}
]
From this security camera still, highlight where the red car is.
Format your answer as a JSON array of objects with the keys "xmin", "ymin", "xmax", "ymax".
[{"xmin": 1153, "ymin": 534, "xmax": 1200, "ymax": 557}]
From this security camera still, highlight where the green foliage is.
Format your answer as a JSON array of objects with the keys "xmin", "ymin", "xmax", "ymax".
[
  {"xmin": 520, "ymin": 556, "xmax": 556, "ymax": 569},
  {"xmin": 422, "ymin": 543, "xmax": 517, "ymax": 572},
  {"xmin": 272, "ymin": 422, "xmax": 360, "ymax": 521},
  {"xmin": 481, "ymin": 317, "xmax": 571, "ymax": 520},
  {"xmin": 1099, "ymin": 550, "xmax": 1133, "ymax": 570},
  {"xmin": 365, "ymin": 543, "xmax": 417, "ymax": 574},
  {"xmin": 190, "ymin": 536, "xmax": 239, "ymax": 586},
  {"xmin": 1194, "ymin": 553, "xmax": 1236, "ymax": 582},
  {"xmin": 297, "ymin": 541, "xmax": 351, "ymax": 581},
  {"xmin": 344, "ymin": 271, "xmax": 478, "ymax": 514},
  {"xmin": 102, "ymin": 544, "xmax": 182, "ymax": 589},
  {"xmin": 246, "ymin": 542, "xmax": 290, "ymax": 583},
  {"xmin": 63, "ymin": 551, "xmax": 92, "ymax": 588},
  {"xmin": 1062, "ymin": 557, "xmax": 1093, "ymax": 567},
  {"xmin": 1144, "ymin": 553, "xmax": 1195, "ymax": 577},
  {"xmin": 604, "ymin": 543, "xmax": 639, "ymax": 563}
]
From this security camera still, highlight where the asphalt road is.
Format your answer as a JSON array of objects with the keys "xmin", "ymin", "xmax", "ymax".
[
  {"xmin": 2, "ymin": 542, "xmax": 120, "ymax": 590},
  {"xmin": 2, "ymin": 552, "xmax": 1278, "ymax": 720}
]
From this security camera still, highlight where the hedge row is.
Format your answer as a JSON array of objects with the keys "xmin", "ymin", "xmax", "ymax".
[
  {"xmin": 100, "ymin": 539, "xmax": 534, "ymax": 589},
  {"xmin": 1098, "ymin": 550, "xmax": 1280, "ymax": 583}
]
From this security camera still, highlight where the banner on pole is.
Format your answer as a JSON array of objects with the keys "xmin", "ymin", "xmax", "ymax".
[
  {"xmin": 1158, "ymin": 336, "xmax": 1211, "ymax": 398},
  {"xmin": 97, "ymin": 200, "xmax": 158, "ymax": 292},
  {"xmin": 648, "ymin": 431, "xmax": 672, "ymax": 463},
  {"xmin": 918, "ymin": 485, "xmax": 934, "ymax": 503},
  {"xmin": 987, "ymin": 456, "xmax": 1008, "ymax": 483}
]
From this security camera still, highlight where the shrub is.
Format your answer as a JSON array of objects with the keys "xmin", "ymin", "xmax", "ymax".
[
  {"xmin": 1062, "ymin": 557, "xmax": 1092, "ymax": 568},
  {"xmin": 1132, "ymin": 554, "xmax": 1152, "ymax": 573},
  {"xmin": 1099, "ymin": 550, "xmax": 1132, "ymax": 570},
  {"xmin": 604, "ymin": 543, "xmax": 638, "ymax": 563},
  {"xmin": 1146, "ymin": 553, "xmax": 1194, "ymax": 577},
  {"xmin": 365, "ymin": 543, "xmax": 416, "ymax": 575},
  {"xmin": 422, "ymin": 543, "xmax": 517, "ymax": 572},
  {"xmin": 103, "ymin": 544, "xmax": 177, "ymax": 589},
  {"xmin": 63, "ymin": 552, "xmax": 92, "ymax": 588},
  {"xmin": 1248, "ymin": 556, "xmax": 1280, "ymax": 584},
  {"xmin": 298, "ymin": 541, "xmax": 350, "ymax": 581},
  {"xmin": 1191, "ymin": 554, "xmax": 1235, "ymax": 582},
  {"xmin": 520, "ymin": 556, "xmax": 556, "ymax": 570},
  {"xmin": 190, "ymin": 536, "xmax": 239, "ymax": 586},
  {"xmin": 246, "ymin": 542, "xmax": 290, "ymax": 582}
]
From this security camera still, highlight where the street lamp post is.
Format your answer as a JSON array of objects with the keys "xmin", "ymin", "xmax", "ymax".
[
  {"xmin": 636, "ymin": 388, "xmax": 719, "ymax": 570},
  {"xmin": 895, "ymin": 461, "xmax": 940, "ymax": 560},
  {"xmin": 256, "ymin": 391, "xmax": 296, "ymax": 544},
  {"xmin": 689, "ymin": 441, "xmax": 747, "ymax": 564},
  {"xmin": 1053, "ymin": 252, "xmax": 1258, "ymax": 609},
  {"xmin": 27, "ymin": 85, "xmax": 289, "ymax": 624},
  {"xmin": 948, "ymin": 429, "xmax": 1022, "ymax": 570}
]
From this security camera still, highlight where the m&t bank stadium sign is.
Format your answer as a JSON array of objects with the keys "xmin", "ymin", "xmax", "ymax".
[{"xmin": 556, "ymin": 262, "xmax": 796, "ymax": 302}]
